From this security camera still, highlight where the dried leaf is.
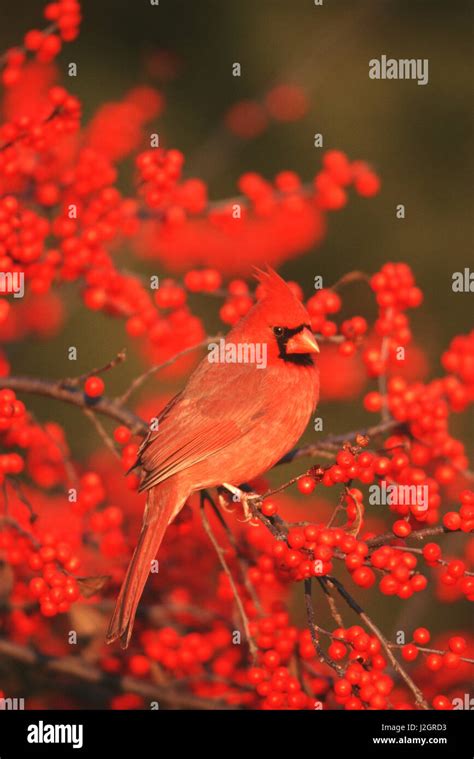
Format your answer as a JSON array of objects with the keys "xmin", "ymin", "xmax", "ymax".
[{"xmin": 76, "ymin": 574, "xmax": 111, "ymax": 598}]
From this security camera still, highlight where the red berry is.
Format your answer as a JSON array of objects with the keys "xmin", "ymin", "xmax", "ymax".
[
  {"xmin": 352, "ymin": 566, "xmax": 375, "ymax": 588},
  {"xmin": 288, "ymin": 529, "xmax": 305, "ymax": 549},
  {"xmin": 426, "ymin": 654, "xmax": 443, "ymax": 671},
  {"xmin": 113, "ymin": 425, "xmax": 131, "ymax": 444},
  {"xmin": 401, "ymin": 644, "xmax": 418, "ymax": 662},
  {"xmin": 261, "ymin": 500, "xmax": 277, "ymax": 517},
  {"xmin": 364, "ymin": 392, "xmax": 383, "ymax": 413},
  {"xmin": 328, "ymin": 641, "xmax": 347, "ymax": 661},
  {"xmin": 422, "ymin": 543, "xmax": 442, "ymax": 562},
  {"xmin": 84, "ymin": 376, "xmax": 105, "ymax": 398},
  {"xmin": 413, "ymin": 627, "xmax": 430, "ymax": 645},
  {"xmin": 448, "ymin": 636, "xmax": 466, "ymax": 654},
  {"xmin": 443, "ymin": 512, "xmax": 461, "ymax": 531},
  {"xmin": 392, "ymin": 520, "xmax": 412, "ymax": 538},
  {"xmin": 433, "ymin": 695, "xmax": 452, "ymax": 710},
  {"xmin": 297, "ymin": 475, "xmax": 316, "ymax": 495}
]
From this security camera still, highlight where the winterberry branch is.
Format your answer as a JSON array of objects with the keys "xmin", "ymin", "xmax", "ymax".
[
  {"xmin": 83, "ymin": 407, "xmax": 120, "ymax": 459},
  {"xmin": 0, "ymin": 24, "xmax": 56, "ymax": 68},
  {"xmin": 208, "ymin": 492, "xmax": 263, "ymax": 613},
  {"xmin": 304, "ymin": 578, "xmax": 345, "ymax": 677},
  {"xmin": 278, "ymin": 419, "xmax": 402, "ymax": 463},
  {"xmin": 0, "ymin": 637, "xmax": 235, "ymax": 710},
  {"xmin": 386, "ymin": 642, "xmax": 474, "ymax": 666},
  {"xmin": 366, "ymin": 525, "xmax": 448, "ymax": 549},
  {"xmin": 323, "ymin": 576, "xmax": 430, "ymax": 709},
  {"xmin": 0, "ymin": 375, "xmax": 147, "ymax": 435},
  {"xmin": 59, "ymin": 349, "xmax": 127, "ymax": 389},
  {"xmin": 317, "ymin": 576, "xmax": 345, "ymax": 628},
  {"xmin": 199, "ymin": 492, "xmax": 258, "ymax": 663}
]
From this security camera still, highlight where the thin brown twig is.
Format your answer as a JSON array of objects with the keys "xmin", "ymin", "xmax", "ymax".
[
  {"xmin": 206, "ymin": 491, "xmax": 263, "ymax": 613},
  {"xmin": 0, "ymin": 376, "xmax": 147, "ymax": 435},
  {"xmin": 58, "ymin": 349, "xmax": 127, "ymax": 390},
  {"xmin": 387, "ymin": 543, "xmax": 474, "ymax": 577},
  {"xmin": 199, "ymin": 494, "xmax": 258, "ymax": 663},
  {"xmin": 304, "ymin": 578, "xmax": 345, "ymax": 677},
  {"xmin": 117, "ymin": 337, "xmax": 220, "ymax": 405},
  {"xmin": 4, "ymin": 478, "xmax": 37, "ymax": 523},
  {"xmin": 326, "ymin": 485, "xmax": 350, "ymax": 529},
  {"xmin": 317, "ymin": 577, "xmax": 345, "ymax": 628},
  {"xmin": 278, "ymin": 418, "xmax": 401, "ymax": 463},
  {"xmin": 0, "ymin": 515, "xmax": 40, "ymax": 548},
  {"xmin": 324, "ymin": 575, "xmax": 430, "ymax": 709},
  {"xmin": 29, "ymin": 411, "xmax": 78, "ymax": 489},
  {"xmin": 331, "ymin": 270, "xmax": 370, "ymax": 291},
  {"xmin": 0, "ymin": 23, "xmax": 56, "ymax": 68},
  {"xmin": 83, "ymin": 407, "xmax": 120, "ymax": 459},
  {"xmin": 360, "ymin": 610, "xmax": 429, "ymax": 709},
  {"xmin": 387, "ymin": 642, "xmax": 474, "ymax": 665},
  {"xmin": 366, "ymin": 525, "xmax": 448, "ymax": 549}
]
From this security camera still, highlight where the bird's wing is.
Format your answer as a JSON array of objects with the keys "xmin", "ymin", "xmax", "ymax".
[{"xmin": 136, "ymin": 360, "xmax": 271, "ymax": 492}]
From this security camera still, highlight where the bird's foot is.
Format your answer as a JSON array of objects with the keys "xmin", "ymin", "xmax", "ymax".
[
  {"xmin": 217, "ymin": 486, "xmax": 237, "ymax": 513},
  {"xmin": 240, "ymin": 493, "xmax": 262, "ymax": 523},
  {"xmin": 221, "ymin": 483, "xmax": 261, "ymax": 523}
]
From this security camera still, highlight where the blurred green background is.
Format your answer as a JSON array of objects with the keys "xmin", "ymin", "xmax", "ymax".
[{"xmin": 1, "ymin": 0, "xmax": 473, "ymax": 639}]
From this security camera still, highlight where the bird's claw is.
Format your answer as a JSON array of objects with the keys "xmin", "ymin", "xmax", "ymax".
[
  {"xmin": 217, "ymin": 487, "xmax": 236, "ymax": 513},
  {"xmin": 239, "ymin": 493, "xmax": 261, "ymax": 523},
  {"xmin": 221, "ymin": 484, "xmax": 261, "ymax": 523}
]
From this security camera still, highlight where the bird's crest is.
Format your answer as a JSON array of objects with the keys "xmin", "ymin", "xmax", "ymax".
[
  {"xmin": 253, "ymin": 265, "xmax": 291, "ymax": 297},
  {"xmin": 252, "ymin": 265, "xmax": 309, "ymax": 327}
]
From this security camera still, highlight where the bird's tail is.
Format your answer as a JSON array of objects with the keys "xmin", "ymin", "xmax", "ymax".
[{"xmin": 106, "ymin": 482, "xmax": 184, "ymax": 648}]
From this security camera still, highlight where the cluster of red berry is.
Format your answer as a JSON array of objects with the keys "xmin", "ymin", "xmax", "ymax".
[
  {"xmin": 362, "ymin": 263, "xmax": 423, "ymax": 378},
  {"xmin": 0, "ymin": 390, "xmax": 72, "ymax": 488},
  {"xmin": 1, "ymin": 1, "xmax": 81, "ymax": 86},
  {"xmin": 136, "ymin": 150, "xmax": 380, "ymax": 277},
  {"xmin": 315, "ymin": 150, "xmax": 380, "ymax": 209},
  {"xmin": 1, "ymin": 525, "xmax": 80, "ymax": 618},
  {"xmin": 225, "ymin": 83, "xmax": 309, "ymax": 139}
]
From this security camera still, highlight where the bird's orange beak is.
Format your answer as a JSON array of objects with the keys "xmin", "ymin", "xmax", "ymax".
[{"xmin": 285, "ymin": 328, "xmax": 320, "ymax": 355}]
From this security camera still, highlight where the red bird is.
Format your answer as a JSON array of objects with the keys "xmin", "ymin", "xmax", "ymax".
[{"xmin": 107, "ymin": 267, "xmax": 320, "ymax": 647}]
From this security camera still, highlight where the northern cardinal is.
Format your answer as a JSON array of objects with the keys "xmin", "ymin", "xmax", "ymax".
[{"xmin": 107, "ymin": 267, "xmax": 320, "ymax": 647}]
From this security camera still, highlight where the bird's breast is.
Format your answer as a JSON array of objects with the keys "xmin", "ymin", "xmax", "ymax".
[{"xmin": 188, "ymin": 362, "xmax": 319, "ymax": 489}]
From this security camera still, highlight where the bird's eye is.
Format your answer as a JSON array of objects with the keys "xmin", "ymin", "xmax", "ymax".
[{"xmin": 272, "ymin": 326, "xmax": 284, "ymax": 337}]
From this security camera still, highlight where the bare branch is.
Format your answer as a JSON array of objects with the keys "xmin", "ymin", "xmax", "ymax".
[
  {"xmin": 0, "ymin": 376, "xmax": 147, "ymax": 435},
  {"xmin": 0, "ymin": 637, "xmax": 235, "ymax": 710},
  {"xmin": 117, "ymin": 336, "xmax": 220, "ymax": 405},
  {"xmin": 199, "ymin": 493, "xmax": 258, "ymax": 662},
  {"xmin": 59, "ymin": 349, "xmax": 127, "ymax": 390},
  {"xmin": 324, "ymin": 576, "xmax": 430, "ymax": 710},
  {"xmin": 83, "ymin": 407, "xmax": 120, "ymax": 459},
  {"xmin": 303, "ymin": 579, "xmax": 345, "ymax": 677}
]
